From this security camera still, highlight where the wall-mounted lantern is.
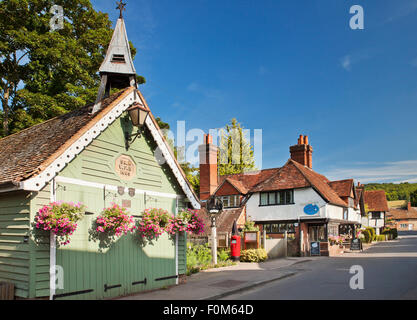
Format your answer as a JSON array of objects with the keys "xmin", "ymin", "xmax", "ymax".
[{"xmin": 124, "ymin": 103, "xmax": 150, "ymax": 150}]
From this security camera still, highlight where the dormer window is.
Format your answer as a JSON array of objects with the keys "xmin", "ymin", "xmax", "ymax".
[
  {"xmin": 111, "ymin": 54, "xmax": 126, "ymax": 63},
  {"xmin": 219, "ymin": 195, "xmax": 240, "ymax": 208}
]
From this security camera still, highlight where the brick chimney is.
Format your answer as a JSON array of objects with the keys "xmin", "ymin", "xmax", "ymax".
[
  {"xmin": 290, "ymin": 135, "xmax": 313, "ymax": 169},
  {"xmin": 198, "ymin": 134, "xmax": 218, "ymax": 200},
  {"xmin": 408, "ymin": 202, "xmax": 412, "ymax": 211}
]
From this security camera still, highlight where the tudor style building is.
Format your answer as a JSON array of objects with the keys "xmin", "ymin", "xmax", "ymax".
[
  {"xmin": 198, "ymin": 134, "xmax": 364, "ymax": 256},
  {"xmin": 0, "ymin": 10, "xmax": 199, "ymax": 300},
  {"xmin": 360, "ymin": 189, "xmax": 389, "ymax": 234}
]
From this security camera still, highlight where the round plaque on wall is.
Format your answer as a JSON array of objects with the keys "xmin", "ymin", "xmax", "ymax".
[{"xmin": 115, "ymin": 155, "xmax": 137, "ymax": 181}]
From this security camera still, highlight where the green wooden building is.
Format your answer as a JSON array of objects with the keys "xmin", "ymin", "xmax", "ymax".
[{"xmin": 0, "ymin": 14, "xmax": 200, "ymax": 300}]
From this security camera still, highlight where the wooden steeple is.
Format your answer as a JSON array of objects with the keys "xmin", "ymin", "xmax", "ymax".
[{"xmin": 93, "ymin": 1, "xmax": 136, "ymax": 113}]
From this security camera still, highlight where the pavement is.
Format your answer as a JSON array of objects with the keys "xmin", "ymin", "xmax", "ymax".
[{"xmin": 117, "ymin": 256, "xmax": 315, "ymax": 300}]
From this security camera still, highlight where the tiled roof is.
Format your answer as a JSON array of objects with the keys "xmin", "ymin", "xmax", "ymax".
[
  {"xmin": 0, "ymin": 88, "xmax": 132, "ymax": 186},
  {"xmin": 355, "ymin": 187, "xmax": 363, "ymax": 208},
  {"xmin": 328, "ymin": 179, "xmax": 354, "ymax": 198},
  {"xmin": 387, "ymin": 207, "xmax": 417, "ymax": 220},
  {"xmin": 196, "ymin": 207, "xmax": 245, "ymax": 236},
  {"xmin": 217, "ymin": 168, "xmax": 281, "ymax": 195},
  {"xmin": 364, "ymin": 190, "xmax": 389, "ymax": 212},
  {"xmin": 250, "ymin": 159, "xmax": 347, "ymax": 207}
]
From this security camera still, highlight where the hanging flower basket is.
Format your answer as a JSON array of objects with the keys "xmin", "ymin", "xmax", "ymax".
[
  {"xmin": 178, "ymin": 209, "xmax": 205, "ymax": 235},
  {"xmin": 166, "ymin": 216, "xmax": 188, "ymax": 235},
  {"xmin": 35, "ymin": 202, "xmax": 86, "ymax": 246},
  {"xmin": 137, "ymin": 208, "xmax": 171, "ymax": 241},
  {"xmin": 95, "ymin": 203, "xmax": 136, "ymax": 237}
]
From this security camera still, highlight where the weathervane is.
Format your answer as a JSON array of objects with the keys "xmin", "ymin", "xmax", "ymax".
[{"xmin": 116, "ymin": 0, "xmax": 126, "ymax": 19}]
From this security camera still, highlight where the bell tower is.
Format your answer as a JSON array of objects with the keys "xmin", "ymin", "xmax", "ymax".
[{"xmin": 93, "ymin": 1, "xmax": 137, "ymax": 113}]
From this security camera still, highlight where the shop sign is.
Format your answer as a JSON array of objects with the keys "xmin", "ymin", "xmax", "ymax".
[{"xmin": 304, "ymin": 204, "xmax": 320, "ymax": 216}]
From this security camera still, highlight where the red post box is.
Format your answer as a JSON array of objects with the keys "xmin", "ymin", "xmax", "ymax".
[{"xmin": 230, "ymin": 235, "xmax": 241, "ymax": 261}]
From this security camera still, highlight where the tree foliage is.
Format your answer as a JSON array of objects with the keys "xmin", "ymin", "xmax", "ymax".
[
  {"xmin": 0, "ymin": 0, "xmax": 143, "ymax": 137},
  {"xmin": 410, "ymin": 189, "xmax": 417, "ymax": 207},
  {"xmin": 364, "ymin": 183, "xmax": 417, "ymax": 202},
  {"xmin": 218, "ymin": 118, "xmax": 256, "ymax": 176}
]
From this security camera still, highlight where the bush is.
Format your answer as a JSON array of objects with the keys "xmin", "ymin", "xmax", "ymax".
[
  {"xmin": 391, "ymin": 228, "xmax": 398, "ymax": 239},
  {"xmin": 366, "ymin": 227, "xmax": 376, "ymax": 242},
  {"xmin": 376, "ymin": 235, "xmax": 386, "ymax": 241},
  {"xmin": 361, "ymin": 229, "xmax": 372, "ymax": 243},
  {"xmin": 240, "ymin": 249, "xmax": 268, "ymax": 263},
  {"xmin": 217, "ymin": 249, "xmax": 230, "ymax": 262},
  {"xmin": 186, "ymin": 243, "xmax": 212, "ymax": 275},
  {"xmin": 382, "ymin": 227, "xmax": 398, "ymax": 240}
]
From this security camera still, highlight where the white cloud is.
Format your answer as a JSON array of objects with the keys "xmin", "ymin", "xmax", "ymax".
[
  {"xmin": 340, "ymin": 51, "xmax": 372, "ymax": 71},
  {"xmin": 324, "ymin": 160, "xmax": 417, "ymax": 184},
  {"xmin": 341, "ymin": 55, "xmax": 351, "ymax": 71}
]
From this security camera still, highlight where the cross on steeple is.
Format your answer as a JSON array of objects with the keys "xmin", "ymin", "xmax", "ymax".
[{"xmin": 116, "ymin": 0, "xmax": 126, "ymax": 19}]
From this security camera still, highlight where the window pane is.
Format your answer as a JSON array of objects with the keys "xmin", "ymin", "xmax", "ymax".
[
  {"xmin": 260, "ymin": 193, "xmax": 268, "ymax": 205},
  {"xmin": 269, "ymin": 192, "xmax": 276, "ymax": 205},
  {"xmin": 285, "ymin": 190, "xmax": 292, "ymax": 204},
  {"xmin": 279, "ymin": 224, "xmax": 287, "ymax": 233},
  {"xmin": 222, "ymin": 196, "xmax": 229, "ymax": 207},
  {"xmin": 264, "ymin": 224, "xmax": 271, "ymax": 233},
  {"xmin": 235, "ymin": 195, "xmax": 240, "ymax": 207},
  {"xmin": 229, "ymin": 196, "xmax": 235, "ymax": 207},
  {"xmin": 279, "ymin": 191, "xmax": 285, "ymax": 204},
  {"xmin": 287, "ymin": 223, "xmax": 295, "ymax": 233}
]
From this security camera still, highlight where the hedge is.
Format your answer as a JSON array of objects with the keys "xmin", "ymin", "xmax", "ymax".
[{"xmin": 240, "ymin": 249, "xmax": 268, "ymax": 263}]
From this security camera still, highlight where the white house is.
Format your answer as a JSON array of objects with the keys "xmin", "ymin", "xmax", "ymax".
[{"xmin": 198, "ymin": 134, "xmax": 364, "ymax": 256}]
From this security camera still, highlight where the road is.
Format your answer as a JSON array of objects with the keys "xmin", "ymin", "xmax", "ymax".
[{"xmin": 222, "ymin": 231, "xmax": 417, "ymax": 300}]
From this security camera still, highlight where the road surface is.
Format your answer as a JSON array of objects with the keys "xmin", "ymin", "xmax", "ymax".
[{"xmin": 222, "ymin": 231, "xmax": 417, "ymax": 300}]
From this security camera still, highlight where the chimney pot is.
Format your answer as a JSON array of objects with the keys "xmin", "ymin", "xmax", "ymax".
[
  {"xmin": 290, "ymin": 135, "xmax": 313, "ymax": 169},
  {"xmin": 204, "ymin": 134, "xmax": 213, "ymax": 145}
]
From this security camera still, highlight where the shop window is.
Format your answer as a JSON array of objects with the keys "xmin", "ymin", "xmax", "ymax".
[
  {"xmin": 328, "ymin": 224, "xmax": 339, "ymax": 236},
  {"xmin": 263, "ymin": 223, "xmax": 295, "ymax": 234}
]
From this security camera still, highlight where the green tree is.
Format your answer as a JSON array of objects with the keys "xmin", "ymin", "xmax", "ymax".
[
  {"xmin": 364, "ymin": 183, "xmax": 417, "ymax": 202},
  {"xmin": 0, "ymin": 0, "xmax": 144, "ymax": 137},
  {"xmin": 156, "ymin": 118, "xmax": 200, "ymax": 194},
  {"xmin": 411, "ymin": 190, "xmax": 417, "ymax": 207},
  {"xmin": 218, "ymin": 118, "xmax": 256, "ymax": 176}
]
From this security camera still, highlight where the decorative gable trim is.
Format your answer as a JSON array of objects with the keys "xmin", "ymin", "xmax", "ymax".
[
  {"xmin": 20, "ymin": 89, "xmax": 137, "ymax": 192},
  {"xmin": 17, "ymin": 89, "xmax": 201, "ymax": 209},
  {"xmin": 144, "ymin": 114, "xmax": 200, "ymax": 209}
]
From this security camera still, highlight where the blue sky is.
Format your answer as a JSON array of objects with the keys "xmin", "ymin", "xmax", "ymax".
[{"xmin": 92, "ymin": 0, "xmax": 417, "ymax": 183}]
